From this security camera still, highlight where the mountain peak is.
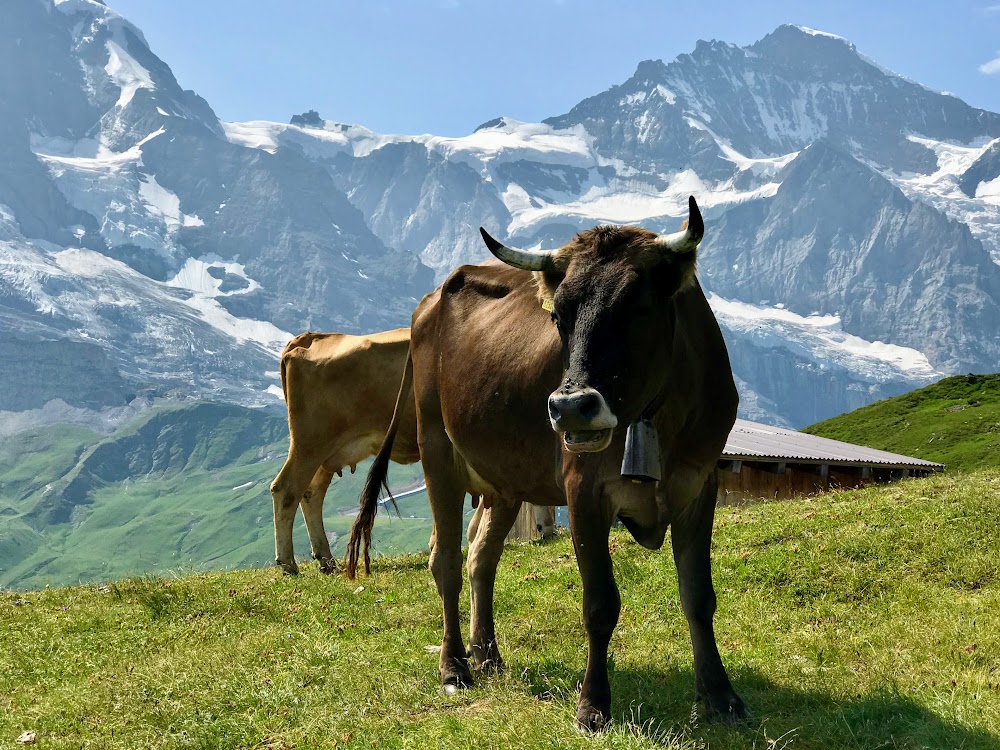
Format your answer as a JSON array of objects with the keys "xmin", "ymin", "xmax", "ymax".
[
  {"xmin": 781, "ymin": 138, "xmax": 863, "ymax": 177},
  {"xmin": 54, "ymin": 0, "xmax": 109, "ymax": 12},
  {"xmin": 750, "ymin": 23, "xmax": 859, "ymax": 58},
  {"xmin": 632, "ymin": 58, "xmax": 668, "ymax": 82},
  {"xmin": 473, "ymin": 116, "xmax": 529, "ymax": 132},
  {"xmin": 53, "ymin": 0, "xmax": 149, "ymax": 48},
  {"xmin": 474, "ymin": 116, "xmax": 506, "ymax": 132},
  {"xmin": 290, "ymin": 110, "xmax": 324, "ymax": 128},
  {"xmin": 781, "ymin": 24, "xmax": 851, "ymax": 44}
]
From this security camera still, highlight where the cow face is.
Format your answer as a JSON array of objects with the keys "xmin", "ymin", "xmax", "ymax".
[{"xmin": 480, "ymin": 196, "xmax": 703, "ymax": 453}]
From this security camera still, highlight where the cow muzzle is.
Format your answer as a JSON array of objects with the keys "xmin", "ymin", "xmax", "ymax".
[{"xmin": 548, "ymin": 387, "xmax": 618, "ymax": 453}]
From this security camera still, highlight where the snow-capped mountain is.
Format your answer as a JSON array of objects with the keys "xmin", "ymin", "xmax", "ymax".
[
  {"xmin": 3, "ymin": 4, "xmax": 998, "ymax": 426},
  {"xmin": 226, "ymin": 25, "xmax": 1000, "ymax": 424},
  {"xmin": 0, "ymin": 0, "xmax": 431, "ymax": 409}
]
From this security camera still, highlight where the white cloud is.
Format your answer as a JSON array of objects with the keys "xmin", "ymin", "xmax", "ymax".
[{"xmin": 979, "ymin": 52, "xmax": 1000, "ymax": 74}]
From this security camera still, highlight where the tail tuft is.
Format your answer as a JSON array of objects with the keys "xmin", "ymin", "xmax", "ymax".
[{"xmin": 345, "ymin": 352, "xmax": 413, "ymax": 579}]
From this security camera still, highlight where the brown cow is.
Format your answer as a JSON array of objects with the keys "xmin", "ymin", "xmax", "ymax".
[
  {"xmin": 348, "ymin": 197, "xmax": 746, "ymax": 730},
  {"xmin": 270, "ymin": 329, "xmax": 555, "ymax": 575}
]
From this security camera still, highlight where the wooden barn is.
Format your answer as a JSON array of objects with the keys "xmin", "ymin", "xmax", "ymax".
[
  {"xmin": 716, "ymin": 419, "xmax": 944, "ymax": 504},
  {"xmin": 506, "ymin": 419, "xmax": 943, "ymax": 539},
  {"xmin": 390, "ymin": 419, "xmax": 944, "ymax": 540}
]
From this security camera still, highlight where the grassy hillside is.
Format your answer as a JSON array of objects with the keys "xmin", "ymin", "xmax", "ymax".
[
  {"xmin": 7, "ymin": 371, "xmax": 999, "ymax": 591},
  {"xmin": 1, "ymin": 472, "xmax": 997, "ymax": 749},
  {"xmin": 805, "ymin": 373, "xmax": 1000, "ymax": 472},
  {"xmin": 0, "ymin": 403, "xmax": 434, "ymax": 591}
]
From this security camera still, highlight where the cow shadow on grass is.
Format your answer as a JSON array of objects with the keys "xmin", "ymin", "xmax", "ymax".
[{"xmin": 519, "ymin": 659, "xmax": 998, "ymax": 749}]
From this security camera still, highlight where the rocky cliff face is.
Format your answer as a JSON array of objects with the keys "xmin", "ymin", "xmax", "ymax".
[
  {"xmin": 0, "ymin": 335, "xmax": 130, "ymax": 411},
  {"xmin": 241, "ymin": 24, "xmax": 1000, "ymax": 424},
  {"xmin": 327, "ymin": 141, "xmax": 513, "ymax": 275},
  {"xmin": 699, "ymin": 140, "xmax": 1000, "ymax": 372},
  {"xmin": 0, "ymin": 0, "xmax": 433, "ymax": 409},
  {"xmin": 723, "ymin": 334, "xmax": 915, "ymax": 428}
]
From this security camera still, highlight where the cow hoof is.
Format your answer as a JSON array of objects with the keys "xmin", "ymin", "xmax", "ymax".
[
  {"xmin": 474, "ymin": 656, "xmax": 504, "ymax": 675},
  {"xmin": 277, "ymin": 560, "xmax": 299, "ymax": 576},
  {"xmin": 317, "ymin": 558, "xmax": 338, "ymax": 575},
  {"xmin": 441, "ymin": 660, "xmax": 474, "ymax": 693},
  {"xmin": 441, "ymin": 674, "xmax": 473, "ymax": 695},
  {"xmin": 469, "ymin": 642, "xmax": 504, "ymax": 674},
  {"xmin": 575, "ymin": 702, "xmax": 611, "ymax": 733},
  {"xmin": 700, "ymin": 690, "xmax": 751, "ymax": 724}
]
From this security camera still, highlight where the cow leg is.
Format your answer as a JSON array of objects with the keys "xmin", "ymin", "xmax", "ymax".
[
  {"xmin": 671, "ymin": 472, "xmax": 748, "ymax": 722},
  {"xmin": 269, "ymin": 453, "xmax": 321, "ymax": 575},
  {"xmin": 465, "ymin": 501, "xmax": 485, "ymax": 548},
  {"xmin": 567, "ymin": 475, "xmax": 619, "ymax": 732},
  {"xmin": 531, "ymin": 503, "xmax": 557, "ymax": 540},
  {"xmin": 467, "ymin": 497, "xmax": 520, "ymax": 672},
  {"xmin": 422, "ymin": 430, "xmax": 474, "ymax": 692},
  {"xmin": 300, "ymin": 467, "xmax": 337, "ymax": 574}
]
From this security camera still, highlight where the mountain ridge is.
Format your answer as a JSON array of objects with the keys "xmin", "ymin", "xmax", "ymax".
[
  {"xmin": 2, "ymin": 3, "xmax": 999, "ymax": 430},
  {"xmin": 1, "ymin": 0, "xmax": 433, "ymax": 411},
  {"xmin": 244, "ymin": 23, "xmax": 1000, "ymax": 423}
]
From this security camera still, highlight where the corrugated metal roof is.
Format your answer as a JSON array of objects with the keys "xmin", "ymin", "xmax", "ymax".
[{"xmin": 723, "ymin": 419, "xmax": 944, "ymax": 469}]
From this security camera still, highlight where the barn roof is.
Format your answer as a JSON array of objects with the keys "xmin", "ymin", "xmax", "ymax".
[{"xmin": 723, "ymin": 419, "xmax": 944, "ymax": 470}]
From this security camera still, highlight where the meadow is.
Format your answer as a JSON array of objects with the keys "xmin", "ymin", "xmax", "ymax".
[
  {"xmin": 806, "ymin": 374, "xmax": 1000, "ymax": 472},
  {"xmin": 2, "ymin": 471, "xmax": 997, "ymax": 749},
  {"xmin": 0, "ymin": 404, "xmax": 432, "ymax": 591}
]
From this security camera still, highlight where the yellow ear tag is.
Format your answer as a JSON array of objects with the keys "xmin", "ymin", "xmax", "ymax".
[{"xmin": 541, "ymin": 297, "xmax": 554, "ymax": 313}]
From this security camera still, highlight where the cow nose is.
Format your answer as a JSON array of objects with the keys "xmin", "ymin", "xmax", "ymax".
[{"xmin": 548, "ymin": 388, "xmax": 604, "ymax": 429}]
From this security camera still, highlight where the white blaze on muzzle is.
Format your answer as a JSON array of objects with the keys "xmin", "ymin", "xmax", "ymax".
[{"xmin": 547, "ymin": 386, "xmax": 618, "ymax": 453}]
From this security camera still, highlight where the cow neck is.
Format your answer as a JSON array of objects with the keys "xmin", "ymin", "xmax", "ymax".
[
  {"xmin": 638, "ymin": 302, "xmax": 679, "ymax": 422},
  {"xmin": 639, "ymin": 383, "xmax": 670, "ymax": 423}
]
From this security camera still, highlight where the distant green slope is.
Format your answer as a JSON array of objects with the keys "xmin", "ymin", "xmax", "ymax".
[
  {"xmin": 20, "ymin": 371, "xmax": 997, "ymax": 592},
  {"xmin": 805, "ymin": 374, "xmax": 1000, "ymax": 471},
  {"xmin": 0, "ymin": 403, "xmax": 434, "ymax": 591}
]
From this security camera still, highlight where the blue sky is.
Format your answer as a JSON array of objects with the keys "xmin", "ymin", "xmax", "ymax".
[{"xmin": 110, "ymin": 0, "xmax": 1000, "ymax": 136}]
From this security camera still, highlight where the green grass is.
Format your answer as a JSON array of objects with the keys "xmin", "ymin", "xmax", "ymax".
[
  {"xmin": 805, "ymin": 373, "xmax": 1000, "ymax": 472},
  {"xmin": 1, "ymin": 451, "xmax": 433, "ymax": 591},
  {"xmin": 0, "ymin": 423, "xmax": 99, "ymax": 502},
  {"xmin": 2, "ymin": 471, "xmax": 997, "ymax": 749},
  {"xmin": 0, "ymin": 404, "xmax": 436, "ymax": 591},
  {"xmin": 6, "ymin": 372, "xmax": 1000, "ymax": 593}
]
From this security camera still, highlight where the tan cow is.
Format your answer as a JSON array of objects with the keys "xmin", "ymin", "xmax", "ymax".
[{"xmin": 270, "ymin": 328, "xmax": 554, "ymax": 575}]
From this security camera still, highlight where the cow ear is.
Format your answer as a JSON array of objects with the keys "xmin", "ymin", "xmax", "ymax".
[{"xmin": 534, "ymin": 272, "xmax": 560, "ymax": 313}]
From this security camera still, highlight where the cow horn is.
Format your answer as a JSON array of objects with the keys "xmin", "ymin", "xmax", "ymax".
[
  {"xmin": 479, "ymin": 227, "xmax": 557, "ymax": 272},
  {"xmin": 655, "ymin": 195, "xmax": 704, "ymax": 253}
]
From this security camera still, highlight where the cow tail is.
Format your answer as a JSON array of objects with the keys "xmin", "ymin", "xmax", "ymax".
[
  {"xmin": 346, "ymin": 351, "xmax": 413, "ymax": 579},
  {"xmin": 278, "ymin": 348, "xmax": 290, "ymax": 402}
]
